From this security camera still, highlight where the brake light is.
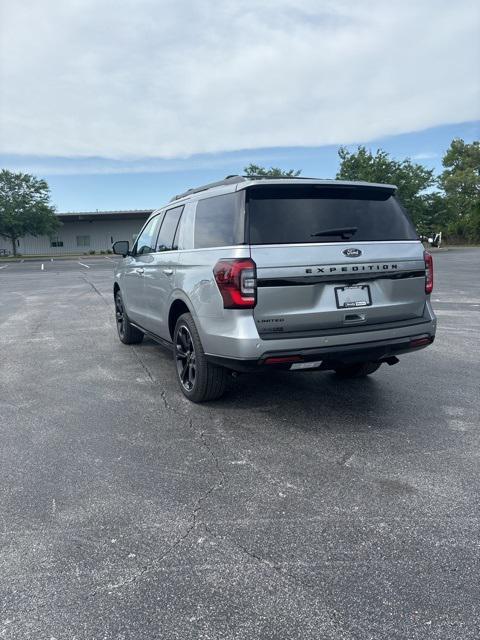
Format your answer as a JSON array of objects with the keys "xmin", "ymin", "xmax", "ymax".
[
  {"xmin": 213, "ymin": 258, "xmax": 257, "ymax": 308},
  {"xmin": 424, "ymin": 251, "xmax": 433, "ymax": 294}
]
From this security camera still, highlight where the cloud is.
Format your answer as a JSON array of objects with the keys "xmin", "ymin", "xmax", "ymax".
[
  {"xmin": 1, "ymin": 0, "xmax": 479, "ymax": 158},
  {"xmin": 0, "ymin": 150, "xmax": 272, "ymax": 175},
  {"xmin": 412, "ymin": 152, "xmax": 439, "ymax": 160}
]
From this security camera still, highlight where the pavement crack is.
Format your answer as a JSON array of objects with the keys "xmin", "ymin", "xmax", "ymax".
[
  {"xmin": 199, "ymin": 426, "xmax": 227, "ymax": 486},
  {"xmin": 188, "ymin": 419, "xmax": 228, "ymax": 527},
  {"xmin": 338, "ymin": 451, "xmax": 355, "ymax": 467},
  {"xmin": 80, "ymin": 275, "xmax": 110, "ymax": 307},
  {"xmin": 131, "ymin": 348, "xmax": 171, "ymax": 408},
  {"xmin": 203, "ymin": 525, "xmax": 355, "ymax": 640},
  {"xmin": 129, "ymin": 346, "xmax": 172, "ymax": 409},
  {"xmin": 101, "ymin": 522, "xmax": 196, "ymax": 593},
  {"xmin": 88, "ymin": 423, "xmax": 228, "ymax": 594},
  {"xmin": 131, "ymin": 347, "xmax": 156, "ymax": 383},
  {"xmin": 95, "ymin": 467, "xmax": 222, "ymax": 594},
  {"xmin": 203, "ymin": 524, "xmax": 317, "ymax": 592},
  {"xmin": 160, "ymin": 389, "xmax": 170, "ymax": 409}
]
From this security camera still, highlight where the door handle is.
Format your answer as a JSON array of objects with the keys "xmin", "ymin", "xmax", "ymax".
[
  {"xmin": 135, "ymin": 268, "xmax": 144, "ymax": 275},
  {"xmin": 163, "ymin": 268, "xmax": 174, "ymax": 276}
]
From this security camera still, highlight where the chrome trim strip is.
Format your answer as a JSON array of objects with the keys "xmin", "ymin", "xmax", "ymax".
[
  {"xmin": 172, "ymin": 241, "xmax": 420, "ymax": 254},
  {"xmin": 257, "ymin": 270, "xmax": 425, "ymax": 287},
  {"xmin": 250, "ymin": 240, "xmax": 421, "ymax": 248}
]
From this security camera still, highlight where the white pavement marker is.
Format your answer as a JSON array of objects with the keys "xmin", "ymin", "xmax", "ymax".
[
  {"xmin": 78, "ymin": 262, "xmax": 90, "ymax": 268},
  {"xmin": 0, "ymin": 264, "xmax": 9, "ymax": 269},
  {"xmin": 41, "ymin": 263, "xmax": 45, "ymax": 270}
]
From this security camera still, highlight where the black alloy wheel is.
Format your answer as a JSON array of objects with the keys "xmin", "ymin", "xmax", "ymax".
[
  {"xmin": 114, "ymin": 291, "xmax": 144, "ymax": 344},
  {"xmin": 173, "ymin": 313, "xmax": 228, "ymax": 402},
  {"xmin": 115, "ymin": 293, "xmax": 126, "ymax": 339},
  {"xmin": 175, "ymin": 325, "xmax": 196, "ymax": 391}
]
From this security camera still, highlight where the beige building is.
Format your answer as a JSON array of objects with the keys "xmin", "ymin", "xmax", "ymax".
[{"xmin": 0, "ymin": 209, "xmax": 152, "ymax": 256}]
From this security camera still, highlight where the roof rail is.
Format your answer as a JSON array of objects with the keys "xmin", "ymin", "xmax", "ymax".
[
  {"xmin": 238, "ymin": 174, "xmax": 318, "ymax": 181},
  {"xmin": 170, "ymin": 175, "xmax": 246, "ymax": 202},
  {"xmin": 168, "ymin": 174, "xmax": 338, "ymax": 202}
]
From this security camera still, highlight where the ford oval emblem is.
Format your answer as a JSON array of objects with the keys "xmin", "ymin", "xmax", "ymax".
[{"xmin": 343, "ymin": 248, "xmax": 362, "ymax": 258}]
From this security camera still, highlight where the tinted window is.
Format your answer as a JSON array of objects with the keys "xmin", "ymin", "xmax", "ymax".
[
  {"xmin": 135, "ymin": 215, "xmax": 163, "ymax": 255},
  {"xmin": 247, "ymin": 186, "xmax": 418, "ymax": 244},
  {"xmin": 156, "ymin": 206, "xmax": 183, "ymax": 251},
  {"xmin": 194, "ymin": 192, "xmax": 245, "ymax": 249}
]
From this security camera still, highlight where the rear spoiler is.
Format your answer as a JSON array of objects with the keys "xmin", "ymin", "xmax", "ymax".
[
  {"xmin": 237, "ymin": 178, "xmax": 397, "ymax": 192},
  {"xmin": 243, "ymin": 182, "xmax": 398, "ymax": 199}
]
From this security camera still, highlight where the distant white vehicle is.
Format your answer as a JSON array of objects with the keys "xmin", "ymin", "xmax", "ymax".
[{"xmin": 420, "ymin": 232, "xmax": 442, "ymax": 248}]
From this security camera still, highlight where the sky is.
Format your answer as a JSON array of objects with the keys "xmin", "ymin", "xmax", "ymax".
[{"xmin": 1, "ymin": 0, "xmax": 479, "ymax": 211}]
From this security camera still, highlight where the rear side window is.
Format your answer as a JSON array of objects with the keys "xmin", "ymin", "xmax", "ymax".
[
  {"xmin": 194, "ymin": 192, "xmax": 245, "ymax": 249},
  {"xmin": 247, "ymin": 186, "xmax": 418, "ymax": 245},
  {"xmin": 156, "ymin": 206, "xmax": 184, "ymax": 251}
]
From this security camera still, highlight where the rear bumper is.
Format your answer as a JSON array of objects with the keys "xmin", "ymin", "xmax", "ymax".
[
  {"xmin": 200, "ymin": 302, "xmax": 436, "ymax": 362},
  {"xmin": 206, "ymin": 332, "xmax": 435, "ymax": 372}
]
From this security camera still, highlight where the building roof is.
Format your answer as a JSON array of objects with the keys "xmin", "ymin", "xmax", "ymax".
[{"xmin": 57, "ymin": 209, "xmax": 153, "ymax": 221}]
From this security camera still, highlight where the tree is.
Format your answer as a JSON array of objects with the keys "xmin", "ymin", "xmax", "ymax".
[
  {"xmin": 439, "ymin": 139, "xmax": 480, "ymax": 243},
  {"xmin": 336, "ymin": 146, "xmax": 436, "ymax": 229},
  {"xmin": 0, "ymin": 170, "xmax": 59, "ymax": 256},
  {"xmin": 415, "ymin": 192, "xmax": 450, "ymax": 238},
  {"xmin": 244, "ymin": 163, "xmax": 302, "ymax": 178}
]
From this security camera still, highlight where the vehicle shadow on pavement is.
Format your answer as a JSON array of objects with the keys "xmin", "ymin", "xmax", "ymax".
[
  {"xmin": 136, "ymin": 339, "xmax": 421, "ymax": 435},
  {"xmin": 214, "ymin": 368, "xmax": 398, "ymax": 431}
]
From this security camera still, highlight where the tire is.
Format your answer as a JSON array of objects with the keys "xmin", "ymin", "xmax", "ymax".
[
  {"xmin": 115, "ymin": 291, "xmax": 144, "ymax": 345},
  {"xmin": 173, "ymin": 312, "xmax": 228, "ymax": 402},
  {"xmin": 334, "ymin": 361, "xmax": 381, "ymax": 378}
]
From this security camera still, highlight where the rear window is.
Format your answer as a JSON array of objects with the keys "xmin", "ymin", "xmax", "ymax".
[
  {"xmin": 247, "ymin": 186, "xmax": 418, "ymax": 245},
  {"xmin": 194, "ymin": 192, "xmax": 245, "ymax": 249}
]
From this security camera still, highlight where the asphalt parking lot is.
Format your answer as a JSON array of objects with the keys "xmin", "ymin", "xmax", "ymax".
[{"xmin": 1, "ymin": 249, "xmax": 479, "ymax": 640}]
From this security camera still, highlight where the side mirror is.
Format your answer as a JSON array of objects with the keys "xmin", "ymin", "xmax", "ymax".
[{"xmin": 112, "ymin": 240, "xmax": 130, "ymax": 257}]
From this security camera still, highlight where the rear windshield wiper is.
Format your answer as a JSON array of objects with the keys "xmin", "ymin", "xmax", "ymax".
[{"xmin": 311, "ymin": 227, "xmax": 358, "ymax": 240}]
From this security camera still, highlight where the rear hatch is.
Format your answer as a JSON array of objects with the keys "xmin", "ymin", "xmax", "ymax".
[{"xmin": 247, "ymin": 183, "xmax": 426, "ymax": 339}]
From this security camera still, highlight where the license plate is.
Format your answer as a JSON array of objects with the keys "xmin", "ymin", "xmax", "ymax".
[
  {"xmin": 290, "ymin": 360, "xmax": 322, "ymax": 370},
  {"xmin": 335, "ymin": 285, "xmax": 371, "ymax": 309}
]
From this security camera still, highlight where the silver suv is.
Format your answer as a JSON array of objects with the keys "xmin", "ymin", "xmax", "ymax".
[{"xmin": 113, "ymin": 176, "xmax": 436, "ymax": 402}]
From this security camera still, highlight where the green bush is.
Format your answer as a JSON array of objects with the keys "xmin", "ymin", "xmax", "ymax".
[
  {"xmin": 445, "ymin": 209, "xmax": 480, "ymax": 244},
  {"xmin": 89, "ymin": 250, "xmax": 95, "ymax": 255}
]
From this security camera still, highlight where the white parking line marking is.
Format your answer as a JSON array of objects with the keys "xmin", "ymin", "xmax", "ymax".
[
  {"xmin": 104, "ymin": 256, "xmax": 115, "ymax": 262},
  {"xmin": 78, "ymin": 262, "xmax": 90, "ymax": 268},
  {"xmin": 0, "ymin": 264, "xmax": 9, "ymax": 269},
  {"xmin": 41, "ymin": 263, "xmax": 45, "ymax": 271}
]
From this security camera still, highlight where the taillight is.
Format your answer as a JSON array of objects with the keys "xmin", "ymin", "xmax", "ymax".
[
  {"xmin": 424, "ymin": 251, "xmax": 433, "ymax": 294},
  {"xmin": 213, "ymin": 258, "xmax": 257, "ymax": 308}
]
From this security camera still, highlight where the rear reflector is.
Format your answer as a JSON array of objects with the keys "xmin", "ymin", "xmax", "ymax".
[
  {"xmin": 264, "ymin": 355, "xmax": 303, "ymax": 365},
  {"xmin": 424, "ymin": 250, "xmax": 433, "ymax": 294},
  {"xmin": 410, "ymin": 337, "xmax": 431, "ymax": 348}
]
